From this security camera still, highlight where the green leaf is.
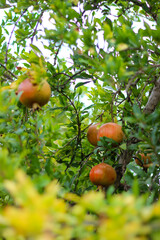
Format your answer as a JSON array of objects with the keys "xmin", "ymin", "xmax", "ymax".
[
  {"xmin": 133, "ymin": 104, "xmax": 143, "ymax": 119},
  {"xmin": 83, "ymin": 104, "xmax": 95, "ymax": 111},
  {"xmin": 0, "ymin": 4, "xmax": 11, "ymax": 9},
  {"xmin": 132, "ymin": 178, "xmax": 139, "ymax": 197},
  {"xmin": 30, "ymin": 44, "xmax": 42, "ymax": 55},
  {"xmin": 104, "ymin": 17, "xmax": 113, "ymax": 31},
  {"xmin": 68, "ymin": 9, "xmax": 79, "ymax": 19},
  {"xmin": 119, "ymin": 143, "xmax": 127, "ymax": 150},
  {"xmin": 50, "ymin": 107, "xmax": 65, "ymax": 111},
  {"xmin": 0, "ymin": 0, "xmax": 11, "ymax": 9},
  {"xmin": 75, "ymin": 81, "xmax": 90, "ymax": 88},
  {"xmin": 157, "ymin": 13, "xmax": 160, "ymax": 26}
]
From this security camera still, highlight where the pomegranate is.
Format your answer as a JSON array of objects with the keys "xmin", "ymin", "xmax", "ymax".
[
  {"xmin": 89, "ymin": 163, "xmax": 117, "ymax": 187},
  {"xmin": 135, "ymin": 153, "xmax": 152, "ymax": 168},
  {"xmin": 87, "ymin": 123, "xmax": 100, "ymax": 146},
  {"xmin": 97, "ymin": 122, "xmax": 124, "ymax": 144},
  {"xmin": 17, "ymin": 78, "xmax": 51, "ymax": 108}
]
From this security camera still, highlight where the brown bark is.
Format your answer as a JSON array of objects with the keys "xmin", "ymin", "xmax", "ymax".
[
  {"xmin": 114, "ymin": 77, "xmax": 160, "ymax": 191},
  {"xmin": 114, "ymin": 138, "xmax": 140, "ymax": 191},
  {"xmin": 114, "ymin": 151, "xmax": 133, "ymax": 190},
  {"xmin": 143, "ymin": 77, "xmax": 160, "ymax": 114}
]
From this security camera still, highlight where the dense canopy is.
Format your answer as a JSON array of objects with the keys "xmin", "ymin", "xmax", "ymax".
[{"xmin": 0, "ymin": 0, "xmax": 160, "ymax": 239}]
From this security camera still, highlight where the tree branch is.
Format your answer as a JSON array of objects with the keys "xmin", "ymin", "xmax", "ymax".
[
  {"xmin": 115, "ymin": 76, "xmax": 160, "ymax": 190},
  {"xmin": 5, "ymin": 9, "xmax": 28, "ymax": 65},
  {"xmin": 71, "ymin": 151, "xmax": 94, "ymax": 190},
  {"xmin": 0, "ymin": 62, "xmax": 17, "ymax": 80},
  {"xmin": 54, "ymin": 41, "xmax": 63, "ymax": 66},
  {"xmin": 143, "ymin": 76, "xmax": 160, "ymax": 114},
  {"xmin": 31, "ymin": 10, "xmax": 44, "ymax": 44},
  {"xmin": 56, "ymin": 89, "xmax": 83, "ymax": 170},
  {"xmin": 114, "ymin": 137, "xmax": 141, "ymax": 191},
  {"xmin": 127, "ymin": 0, "xmax": 157, "ymax": 21},
  {"xmin": 57, "ymin": 68, "xmax": 89, "ymax": 88}
]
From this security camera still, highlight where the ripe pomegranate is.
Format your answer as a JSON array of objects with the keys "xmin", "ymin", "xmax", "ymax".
[
  {"xmin": 89, "ymin": 163, "xmax": 117, "ymax": 187},
  {"xmin": 135, "ymin": 153, "xmax": 152, "ymax": 168},
  {"xmin": 17, "ymin": 78, "xmax": 51, "ymax": 108},
  {"xmin": 97, "ymin": 122, "xmax": 124, "ymax": 144},
  {"xmin": 87, "ymin": 123, "xmax": 100, "ymax": 146}
]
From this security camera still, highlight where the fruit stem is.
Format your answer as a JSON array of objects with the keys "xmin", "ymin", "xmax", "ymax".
[
  {"xmin": 143, "ymin": 166, "xmax": 148, "ymax": 173},
  {"xmin": 32, "ymin": 102, "xmax": 41, "ymax": 111},
  {"xmin": 97, "ymin": 185, "xmax": 106, "ymax": 196}
]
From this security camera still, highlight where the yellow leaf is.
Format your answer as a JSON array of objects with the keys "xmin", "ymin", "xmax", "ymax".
[
  {"xmin": 117, "ymin": 43, "xmax": 129, "ymax": 51},
  {"xmin": 64, "ymin": 192, "xmax": 80, "ymax": 203}
]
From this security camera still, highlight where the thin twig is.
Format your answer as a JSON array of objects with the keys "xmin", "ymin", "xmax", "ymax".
[
  {"xmin": 56, "ymin": 89, "xmax": 82, "ymax": 170},
  {"xmin": 31, "ymin": 10, "xmax": 44, "ymax": 44},
  {"xmin": 5, "ymin": 9, "xmax": 28, "ymax": 65},
  {"xmin": 54, "ymin": 41, "xmax": 63, "ymax": 65},
  {"xmin": 150, "ymin": 64, "xmax": 160, "ymax": 68},
  {"xmin": 127, "ymin": 0, "xmax": 157, "ymax": 21},
  {"xmin": 53, "ymin": 72, "xmax": 71, "ymax": 78},
  {"xmin": 57, "ymin": 68, "xmax": 88, "ymax": 88},
  {"xmin": 111, "ymin": 87, "xmax": 122, "ymax": 122},
  {"xmin": 71, "ymin": 151, "xmax": 94, "ymax": 190},
  {"xmin": 0, "ymin": 62, "xmax": 17, "ymax": 79},
  {"xmin": 126, "ymin": 70, "xmax": 144, "ymax": 93},
  {"xmin": 53, "ymin": 111, "xmax": 105, "ymax": 156}
]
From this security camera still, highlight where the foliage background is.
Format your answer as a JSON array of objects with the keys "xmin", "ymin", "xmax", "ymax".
[{"xmin": 0, "ymin": 0, "xmax": 160, "ymax": 239}]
